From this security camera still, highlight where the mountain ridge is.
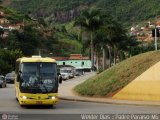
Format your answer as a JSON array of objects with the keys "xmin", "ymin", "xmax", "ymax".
[{"xmin": 4, "ymin": 0, "xmax": 160, "ymax": 25}]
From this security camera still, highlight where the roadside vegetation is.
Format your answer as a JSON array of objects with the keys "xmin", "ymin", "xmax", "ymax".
[
  {"xmin": 74, "ymin": 51, "xmax": 160, "ymax": 97},
  {"xmin": 0, "ymin": 49, "xmax": 22, "ymax": 74}
]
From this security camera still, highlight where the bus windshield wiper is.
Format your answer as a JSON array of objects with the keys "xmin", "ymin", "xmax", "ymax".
[
  {"xmin": 40, "ymin": 78, "xmax": 48, "ymax": 93},
  {"xmin": 42, "ymin": 83, "xmax": 48, "ymax": 93}
]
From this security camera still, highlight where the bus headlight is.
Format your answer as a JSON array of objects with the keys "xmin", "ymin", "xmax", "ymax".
[
  {"xmin": 49, "ymin": 96, "xmax": 57, "ymax": 99},
  {"xmin": 22, "ymin": 96, "xmax": 27, "ymax": 99},
  {"xmin": 51, "ymin": 96, "xmax": 56, "ymax": 99}
]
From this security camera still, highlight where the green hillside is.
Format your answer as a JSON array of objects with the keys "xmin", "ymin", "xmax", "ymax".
[
  {"xmin": 95, "ymin": 0, "xmax": 160, "ymax": 25},
  {"xmin": 6, "ymin": 0, "xmax": 160, "ymax": 25},
  {"xmin": 0, "ymin": 5, "xmax": 83, "ymax": 57},
  {"xmin": 74, "ymin": 51, "xmax": 160, "ymax": 97},
  {"xmin": 0, "ymin": 5, "xmax": 24, "ymax": 23},
  {"xmin": 9, "ymin": 0, "xmax": 95, "ymax": 11}
]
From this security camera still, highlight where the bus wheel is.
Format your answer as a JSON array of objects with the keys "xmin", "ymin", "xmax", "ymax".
[
  {"xmin": 47, "ymin": 105, "xmax": 53, "ymax": 108},
  {"xmin": 20, "ymin": 105, "xmax": 25, "ymax": 108},
  {"xmin": 16, "ymin": 97, "xmax": 18, "ymax": 101}
]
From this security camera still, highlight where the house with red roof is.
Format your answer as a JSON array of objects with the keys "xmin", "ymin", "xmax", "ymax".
[{"xmin": 53, "ymin": 54, "xmax": 91, "ymax": 71}]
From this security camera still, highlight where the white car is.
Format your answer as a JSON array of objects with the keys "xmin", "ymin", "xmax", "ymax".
[{"xmin": 61, "ymin": 73, "xmax": 69, "ymax": 80}]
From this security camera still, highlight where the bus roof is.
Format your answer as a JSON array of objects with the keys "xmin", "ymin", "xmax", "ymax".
[{"xmin": 16, "ymin": 56, "xmax": 56, "ymax": 63}]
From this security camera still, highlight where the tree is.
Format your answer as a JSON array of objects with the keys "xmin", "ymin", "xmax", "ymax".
[
  {"xmin": 74, "ymin": 8, "xmax": 129, "ymax": 71},
  {"xmin": 94, "ymin": 29, "xmax": 111, "ymax": 70},
  {"xmin": 6, "ymin": 25, "xmax": 42, "ymax": 56},
  {"xmin": 93, "ymin": 17, "xmax": 139, "ymax": 71},
  {"xmin": 74, "ymin": 7, "xmax": 103, "ymax": 70},
  {"xmin": 0, "ymin": 49, "xmax": 23, "ymax": 74},
  {"xmin": 0, "ymin": 28, "xmax": 4, "ymax": 38}
]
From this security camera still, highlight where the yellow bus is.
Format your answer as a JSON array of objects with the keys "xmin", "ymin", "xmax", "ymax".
[{"xmin": 15, "ymin": 56, "xmax": 59, "ymax": 106}]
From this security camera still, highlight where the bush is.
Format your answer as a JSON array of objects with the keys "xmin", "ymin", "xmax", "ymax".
[
  {"xmin": 0, "ymin": 49, "xmax": 23, "ymax": 75},
  {"xmin": 0, "ymin": 60, "xmax": 12, "ymax": 75}
]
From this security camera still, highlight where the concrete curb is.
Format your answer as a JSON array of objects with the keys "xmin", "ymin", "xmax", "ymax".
[{"xmin": 59, "ymin": 96, "xmax": 160, "ymax": 107}]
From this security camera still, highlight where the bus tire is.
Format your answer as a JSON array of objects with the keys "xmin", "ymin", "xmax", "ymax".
[
  {"xmin": 20, "ymin": 105, "xmax": 25, "ymax": 107},
  {"xmin": 16, "ymin": 97, "xmax": 19, "ymax": 102},
  {"xmin": 48, "ymin": 105, "xmax": 53, "ymax": 108}
]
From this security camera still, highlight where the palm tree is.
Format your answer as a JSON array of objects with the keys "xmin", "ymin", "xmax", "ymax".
[
  {"xmin": 74, "ymin": 7, "xmax": 103, "ymax": 71},
  {"xmin": 94, "ymin": 29, "xmax": 112, "ymax": 70},
  {"xmin": 94, "ymin": 19, "xmax": 133, "ymax": 70},
  {"xmin": 0, "ymin": 28, "xmax": 4, "ymax": 38},
  {"xmin": 101, "ymin": 20, "xmax": 129, "ymax": 65},
  {"xmin": 74, "ymin": 8, "xmax": 137, "ymax": 71},
  {"xmin": 120, "ymin": 35, "xmax": 140, "ymax": 57}
]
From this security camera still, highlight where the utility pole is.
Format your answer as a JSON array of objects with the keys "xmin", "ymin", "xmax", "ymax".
[
  {"xmin": 152, "ymin": 27, "xmax": 159, "ymax": 51},
  {"xmin": 155, "ymin": 28, "xmax": 158, "ymax": 51}
]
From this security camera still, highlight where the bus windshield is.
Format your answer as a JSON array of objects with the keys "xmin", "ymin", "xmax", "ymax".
[{"xmin": 20, "ymin": 62, "xmax": 57, "ymax": 93}]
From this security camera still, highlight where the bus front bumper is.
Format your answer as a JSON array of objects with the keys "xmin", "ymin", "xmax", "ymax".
[
  {"xmin": 18, "ymin": 94, "xmax": 58, "ymax": 105},
  {"xmin": 19, "ymin": 99, "xmax": 58, "ymax": 105}
]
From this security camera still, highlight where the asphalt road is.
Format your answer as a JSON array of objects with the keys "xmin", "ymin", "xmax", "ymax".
[{"xmin": 1, "ymin": 80, "xmax": 160, "ymax": 120}]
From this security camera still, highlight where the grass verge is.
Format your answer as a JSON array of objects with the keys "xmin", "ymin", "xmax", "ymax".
[{"xmin": 74, "ymin": 51, "xmax": 160, "ymax": 97}]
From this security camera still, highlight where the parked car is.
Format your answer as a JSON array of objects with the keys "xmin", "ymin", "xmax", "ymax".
[
  {"xmin": 60, "ymin": 67, "xmax": 75, "ymax": 80},
  {"xmin": 75, "ymin": 68, "xmax": 85, "ymax": 76},
  {"xmin": 5, "ymin": 72, "xmax": 15, "ymax": 83},
  {"xmin": 60, "ymin": 70, "xmax": 70, "ymax": 80},
  {"xmin": 0, "ymin": 75, "xmax": 6, "ymax": 88}
]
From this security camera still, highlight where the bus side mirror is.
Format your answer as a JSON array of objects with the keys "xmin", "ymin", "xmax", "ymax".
[
  {"xmin": 59, "ymin": 77, "xmax": 62, "ymax": 84},
  {"xmin": 58, "ymin": 73, "xmax": 62, "ymax": 84},
  {"xmin": 17, "ymin": 74, "xmax": 20, "ymax": 82},
  {"xmin": 17, "ymin": 71, "xmax": 22, "ymax": 82}
]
